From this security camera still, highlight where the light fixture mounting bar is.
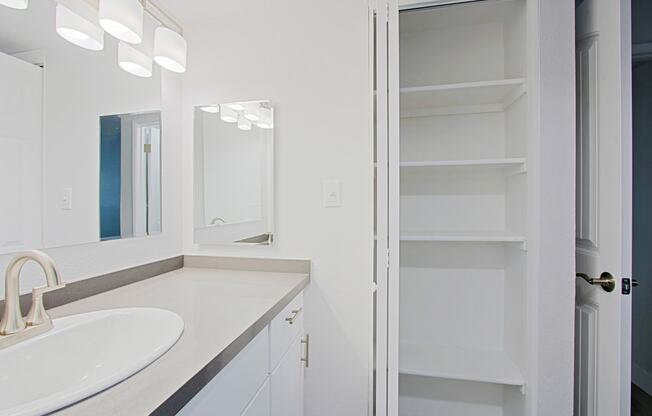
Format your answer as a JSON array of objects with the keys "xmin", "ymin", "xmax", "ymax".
[{"xmin": 141, "ymin": 0, "xmax": 182, "ymax": 34}]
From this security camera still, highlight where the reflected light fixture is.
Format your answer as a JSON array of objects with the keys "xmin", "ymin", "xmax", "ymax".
[
  {"xmin": 0, "ymin": 0, "xmax": 27, "ymax": 9},
  {"xmin": 55, "ymin": 1, "xmax": 104, "ymax": 51},
  {"xmin": 220, "ymin": 106, "xmax": 238, "ymax": 123},
  {"xmin": 256, "ymin": 107, "xmax": 274, "ymax": 129},
  {"xmin": 153, "ymin": 26, "xmax": 187, "ymax": 73},
  {"xmin": 118, "ymin": 41, "xmax": 152, "ymax": 77},
  {"xmin": 200, "ymin": 105, "xmax": 220, "ymax": 114},
  {"xmin": 237, "ymin": 115, "xmax": 252, "ymax": 131},
  {"xmin": 99, "ymin": 0, "xmax": 144, "ymax": 44},
  {"xmin": 244, "ymin": 106, "xmax": 260, "ymax": 122},
  {"xmin": 227, "ymin": 103, "xmax": 245, "ymax": 111}
]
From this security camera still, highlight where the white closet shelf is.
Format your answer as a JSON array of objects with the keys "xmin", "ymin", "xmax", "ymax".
[
  {"xmin": 400, "ymin": 78, "xmax": 526, "ymax": 115},
  {"xmin": 400, "ymin": 158, "xmax": 526, "ymax": 173},
  {"xmin": 400, "ymin": 230, "xmax": 526, "ymax": 243},
  {"xmin": 400, "ymin": 343, "xmax": 525, "ymax": 386}
]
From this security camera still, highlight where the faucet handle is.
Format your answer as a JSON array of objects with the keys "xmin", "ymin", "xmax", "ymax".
[{"xmin": 25, "ymin": 283, "xmax": 65, "ymax": 327}]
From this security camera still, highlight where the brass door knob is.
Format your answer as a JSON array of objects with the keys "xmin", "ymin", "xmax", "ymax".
[{"xmin": 576, "ymin": 272, "xmax": 616, "ymax": 293}]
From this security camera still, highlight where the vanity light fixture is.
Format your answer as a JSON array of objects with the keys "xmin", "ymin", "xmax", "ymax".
[
  {"xmin": 99, "ymin": 0, "xmax": 144, "ymax": 44},
  {"xmin": 55, "ymin": 1, "xmax": 104, "ymax": 51},
  {"xmin": 200, "ymin": 105, "xmax": 220, "ymax": 114},
  {"xmin": 220, "ymin": 106, "xmax": 238, "ymax": 123},
  {"xmin": 0, "ymin": 0, "xmax": 27, "ymax": 9},
  {"xmin": 118, "ymin": 41, "xmax": 152, "ymax": 77},
  {"xmin": 237, "ymin": 115, "xmax": 253, "ymax": 131},
  {"xmin": 153, "ymin": 26, "xmax": 186, "ymax": 73}
]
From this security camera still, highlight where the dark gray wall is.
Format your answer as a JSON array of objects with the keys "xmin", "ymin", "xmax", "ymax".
[{"xmin": 632, "ymin": 0, "xmax": 652, "ymax": 392}]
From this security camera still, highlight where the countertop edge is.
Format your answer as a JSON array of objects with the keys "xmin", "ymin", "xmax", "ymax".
[{"xmin": 150, "ymin": 274, "xmax": 310, "ymax": 415}]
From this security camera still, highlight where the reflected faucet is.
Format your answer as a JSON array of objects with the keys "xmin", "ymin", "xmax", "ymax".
[{"xmin": 0, "ymin": 250, "xmax": 65, "ymax": 347}]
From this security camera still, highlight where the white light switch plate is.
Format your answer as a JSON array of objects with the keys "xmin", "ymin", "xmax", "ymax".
[
  {"xmin": 323, "ymin": 180, "xmax": 341, "ymax": 207},
  {"xmin": 61, "ymin": 188, "xmax": 72, "ymax": 210}
]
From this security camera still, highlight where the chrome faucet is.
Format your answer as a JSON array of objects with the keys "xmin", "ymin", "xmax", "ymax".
[
  {"xmin": 210, "ymin": 217, "xmax": 225, "ymax": 225},
  {"xmin": 0, "ymin": 250, "xmax": 65, "ymax": 348}
]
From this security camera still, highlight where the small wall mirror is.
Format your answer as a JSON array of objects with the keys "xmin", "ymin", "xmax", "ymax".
[
  {"xmin": 100, "ymin": 111, "xmax": 162, "ymax": 241},
  {"xmin": 193, "ymin": 100, "xmax": 274, "ymax": 245}
]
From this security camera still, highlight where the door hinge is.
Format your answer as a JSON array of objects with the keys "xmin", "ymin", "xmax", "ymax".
[
  {"xmin": 143, "ymin": 143, "xmax": 151, "ymax": 153},
  {"xmin": 386, "ymin": 248, "xmax": 390, "ymax": 269}
]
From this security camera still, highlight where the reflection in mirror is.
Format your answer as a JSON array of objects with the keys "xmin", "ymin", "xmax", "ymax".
[
  {"xmin": 194, "ymin": 100, "xmax": 274, "ymax": 245},
  {"xmin": 0, "ymin": 0, "xmax": 162, "ymax": 254},
  {"xmin": 100, "ymin": 111, "xmax": 162, "ymax": 241}
]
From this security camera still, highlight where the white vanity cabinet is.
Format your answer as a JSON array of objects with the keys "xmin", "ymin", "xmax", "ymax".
[{"xmin": 178, "ymin": 293, "xmax": 305, "ymax": 416}]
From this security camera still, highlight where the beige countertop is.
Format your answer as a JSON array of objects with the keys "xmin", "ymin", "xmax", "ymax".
[{"xmin": 50, "ymin": 266, "xmax": 309, "ymax": 416}]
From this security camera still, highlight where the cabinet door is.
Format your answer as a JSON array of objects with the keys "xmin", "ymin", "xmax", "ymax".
[
  {"xmin": 270, "ymin": 334, "xmax": 304, "ymax": 416},
  {"xmin": 242, "ymin": 380, "xmax": 271, "ymax": 416},
  {"xmin": 177, "ymin": 329, "xmax": 269, "ymax": 416}
]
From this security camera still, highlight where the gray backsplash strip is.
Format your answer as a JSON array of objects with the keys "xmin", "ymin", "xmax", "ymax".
[
  {"xmin": 0, "ymin": 255, "xmax": 310, "ymax": 315},
  {"xmin": 184, "ymin": 255, "xmax": 311, "ymax": 274},
  {"xmin": 1, "ymin": 255, "xmax": 184, "ymax": 314}
]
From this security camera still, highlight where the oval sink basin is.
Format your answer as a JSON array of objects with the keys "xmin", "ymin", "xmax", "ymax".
[{"xmin": 0, "ymin": 307, "xmax": 184, "ymax": 416}]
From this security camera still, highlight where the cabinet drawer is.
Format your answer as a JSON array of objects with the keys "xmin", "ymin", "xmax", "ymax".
[
  {"xmin": 270, "ymin": 293, "xmax": 303, "ymax": 371},
  {"xmin": 178, "ymin": 329, "xmax": 269, "ymax": 416}
]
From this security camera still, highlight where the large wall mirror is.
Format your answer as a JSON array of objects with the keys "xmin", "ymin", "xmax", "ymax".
[
  {"xmin": 194, "ymin": 100, "xmax": 274, "ymax": 245},
  {"xmin": 0, "ymin": 1, "xmax": 162, "ymax": 255}
]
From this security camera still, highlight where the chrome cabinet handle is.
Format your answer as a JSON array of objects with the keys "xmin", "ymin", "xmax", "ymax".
[
  {"xmin": 577, "ymin": 272, "xmax": 616, "ymax": 293},
  {"xmin": 285, "ymin": 308, "xmax": 303, "ymax": 324},
  {"xmin": 301, "ymin": 334, "xmax": 310, "ymax": 368}
]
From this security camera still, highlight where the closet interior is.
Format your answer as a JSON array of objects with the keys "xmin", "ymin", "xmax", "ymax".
[{"xmin": 398, "ymin": 1, "xmax": 530, "ymax": 415}]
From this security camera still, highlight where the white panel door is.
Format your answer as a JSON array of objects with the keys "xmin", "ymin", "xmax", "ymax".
[
  {"xmin": 575, "ymin": 0, "xmax": 632, "ymax": 415},
  {"xmin": 270, "ymin": 334, "xmax": 304, "ymax": 416},
  {"xmin": 0, "ymin": 52, "xmax": 43, "ymax": 254}
]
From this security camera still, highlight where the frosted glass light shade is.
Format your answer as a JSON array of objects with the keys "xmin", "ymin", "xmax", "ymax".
[
  {"xmin": 200, "ymin": 105, "xmax": 219, "ymax": 114},
  {"xmin": 118, "ymin": 41, "xmax": 152, "ymax": 77},
  {"xmin": 256, "ymin": 107, "xmax": 274, "ymax": 129},
  {"xmin": 55, "ymin": 3, "xmax": 104, "ymax": 51},
  {"xmin": 237, "ymin": 115, "xmax": 252, "ymax": 131},
  {"xmin": 0, "ymin": 0, "xmax": 27, "ymax": 9},
  {"xmin": 99, "ymin": 0, "xmax": 143, "ymax": 44},
  {"xmin": 244, "ymin": 105, "xmax": 260, "ymax": 121},
  {"xmin": 227, "ymin": 103, "xmax": 244, "ymax": 111},
  {"xmin": 153, "ymin": 27, "xmax": 187, "ymax": 73},
  {"xmin": 220, "ymin": 106, "xmax": 237, "ymax": 123}
]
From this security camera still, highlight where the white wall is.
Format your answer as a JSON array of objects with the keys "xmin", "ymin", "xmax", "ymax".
[
  {"xmin": 0, "ymin": 70, "xmax": 183, "ymax": 298},
  {"xmin": 181, "ymin": 1, "xmax": 373, "ymax": 415}
]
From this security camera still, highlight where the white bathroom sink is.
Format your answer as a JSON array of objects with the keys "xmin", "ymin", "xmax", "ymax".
[{"xmin": 0, "ymin": 307, "xmax": 184, "ymax": 416}]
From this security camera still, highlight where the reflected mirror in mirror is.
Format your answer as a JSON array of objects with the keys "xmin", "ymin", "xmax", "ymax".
[
  {"xmin": 100, "ymin": 111, "xmax": 162, "ymax": 241},
  {"xmin": 194, "ymin": 100, "xmax": 274, "ymax": 245}
]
